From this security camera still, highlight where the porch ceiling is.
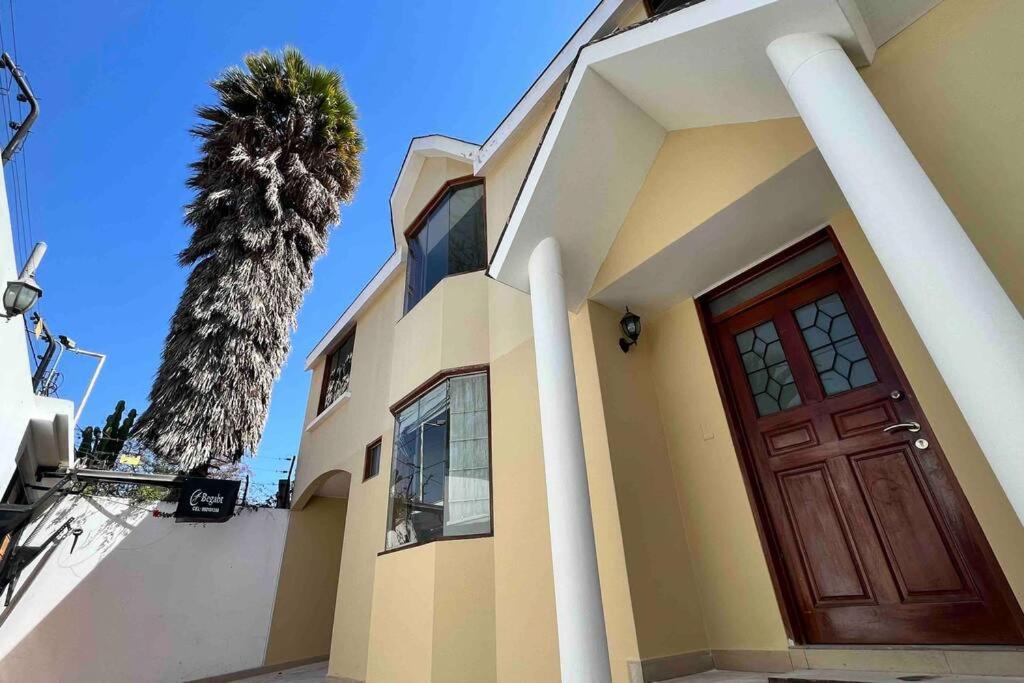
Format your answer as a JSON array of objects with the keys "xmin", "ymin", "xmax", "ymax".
[
  {"xmin": 591, "ymin": 149, "xmax": 847, "ymax": 314},
  {"xmin": 488, "ymin": 0, "xmax": 881, "ymax": 309}
]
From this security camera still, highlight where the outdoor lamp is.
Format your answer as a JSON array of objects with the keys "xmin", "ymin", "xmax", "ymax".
[
  {"xmin": 3, "ymin": 276, "xmax": 42, "ymax": 317},
  {"xmin": 3, "ymin": 242, "xmax": 45, "ymax": 319},
  {"xmin": 619, "ymin": 307, "xmax": 642, "ymax": 353}
]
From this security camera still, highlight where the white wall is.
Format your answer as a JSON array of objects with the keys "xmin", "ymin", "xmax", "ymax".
[
  {"xmin": 0, "ymin": 160, "xmax": 35, "ymax": 490},
  {"xmin": 0, "ymin": 494, "xmax": 291, "ymax": 683}
]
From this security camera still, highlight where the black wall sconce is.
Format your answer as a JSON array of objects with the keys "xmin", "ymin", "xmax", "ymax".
[{"xmin": 619, "ymin": 307, "xmax": 642, "ymax": 353}]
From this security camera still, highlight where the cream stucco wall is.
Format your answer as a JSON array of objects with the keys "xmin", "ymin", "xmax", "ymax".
[
  {"xmin": 647, "ymin": 299, "xmax": 792, "ymax": 652},
  {"xmin": 592, "ymin": 116, "xmax": 815, "ymax": 296},
  {"xmin": 578, "ymin": 300, "xmax": 711, "ymax": 660},
  {"xmin": 265, "ymin": 496, "xmax": 348, "ymax": 666},
  {"xmin": 857, "ymin": 0, "xmax": 1024, "ymax": 315}
]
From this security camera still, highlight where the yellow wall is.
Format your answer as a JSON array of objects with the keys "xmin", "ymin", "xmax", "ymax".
[
  {"xmin": 857, "ymin": 0, "xmax": 1024, "ymax": 315},
  {"xmin": 365, "ymin": 543, "xmax": 437, "ymax": 683},
  {"xmin": 592, "ymin": 117, "xmax": 814, "ymax": 296},
  {"xmin": 364, "ymin": 539, "xmax": 497, "ymax": 683},
  {"xmin": 389, "ymin": 271, "xmax": 491, "ymax": 405},
  {"xmin": 647, "ymin": 299, "xmax": 792, "ymax": 652},
  {"xmin": 569, "ymin": 303, "xmax": 642, "ymax": 677},
  {"xmin": 485, "ymin": 97, "xmax": 558, "ymax": 256},
  {"xmin": 265, "ymin": 496, "xmax": 348, "ymax": 665},
  {"xmin": 430, "ymin": 539, "xmax": 498, "ymax": 682},
  {"xmin": 575, "ymin": 301, "xmax": 708, "ymax": 660}
]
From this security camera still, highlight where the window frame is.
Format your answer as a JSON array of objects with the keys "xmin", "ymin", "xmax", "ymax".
[
  {"xmin": 379, "ymin": 364, "xmax": 493, "ymax": 555},
  {"xmin": 317, "ymin": 328, "xmax": 356, "ymax": 415},
  {"xmin": 363, "ymin": 437, "xmax": 382, "ymax": 482},
  {"xmin": 403, "ymin": 176, "xmax": 487, "ymax": 313},
  {"xmin": 642, "ymin": 0, "xmax": 706, "ymax": 18}
]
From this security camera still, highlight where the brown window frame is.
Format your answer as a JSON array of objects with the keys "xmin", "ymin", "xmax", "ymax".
[
  {"xmin": 403, "ymin": 176, "xmax": 487, "ymax": 313},
  {"xmin": 379, "ymin": 364, "xmax": 494, "ymax": 555},
  {"xmin": 317, "ymin": 328, "xmax": 356, "ymax": 415},
  {"xmin": 363, "ymin": 437, "xmax": 382, "ymax": 482}
]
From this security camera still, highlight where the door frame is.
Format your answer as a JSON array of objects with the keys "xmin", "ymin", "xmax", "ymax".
[{"xmin": 695, "ymin": 226, "xmax": 1024, "ymax": 645}]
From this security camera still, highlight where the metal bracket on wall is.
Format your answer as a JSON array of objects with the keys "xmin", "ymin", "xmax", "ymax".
[{"xmin": 0, "ymin": 52, "xmax": 39, "ymax": 165}]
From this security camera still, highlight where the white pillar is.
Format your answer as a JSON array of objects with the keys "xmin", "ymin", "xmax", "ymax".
[
  {"xmin": 528, "ymin": 236, "xmax": 612, "ymax": 683},
  {"xmin": 769, "ymin": 33, "xmax": 1024, "ymax": 523}
]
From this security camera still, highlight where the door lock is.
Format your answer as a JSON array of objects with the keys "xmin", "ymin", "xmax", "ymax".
[{"xmin": 914, "ymin": 438, "xmax": 930, "ymax": 450}]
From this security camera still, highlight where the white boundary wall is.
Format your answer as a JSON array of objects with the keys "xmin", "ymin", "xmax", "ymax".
[{"xmin": 0, "ymin": 494, "xmax": 290, "ymax": 683}]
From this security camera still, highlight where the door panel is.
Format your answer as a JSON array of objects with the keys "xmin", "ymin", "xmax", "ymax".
[{"xmin": 706, "ymin": 236, "xmax": 1024, "ymax": 645}]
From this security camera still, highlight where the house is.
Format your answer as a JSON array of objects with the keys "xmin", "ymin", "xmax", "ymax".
[{"xmin": 287, "ymin": 1, "xmax": 1024, "ymax": 681}]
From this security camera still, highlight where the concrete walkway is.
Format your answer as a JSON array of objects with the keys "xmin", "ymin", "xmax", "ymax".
[
  {"xmin": 232, "ymin": 660, "xmax": 328, "ymax": 683},
  {"xmin": 231, "ymin": 663, "xmax": 1023, "ymax": 683}
]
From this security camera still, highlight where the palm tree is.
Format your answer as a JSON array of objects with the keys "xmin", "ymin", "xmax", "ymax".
[{"xmin": 136, "ymin": 48, "xmax": 362, "ymax": 472}]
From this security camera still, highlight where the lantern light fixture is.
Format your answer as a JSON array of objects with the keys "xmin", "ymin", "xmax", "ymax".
[
  {"xmin": 3, "ymin": 241, "xmax": 45, "ymax": 319},
  {"xmin": 619, "ymin": 307, "xmax": 642, "ymax": 353}
]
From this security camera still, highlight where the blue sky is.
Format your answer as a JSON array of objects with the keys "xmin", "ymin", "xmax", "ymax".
[{"xmin": 8, "ymin": 1, "xmax": 594, "ymax": 498}]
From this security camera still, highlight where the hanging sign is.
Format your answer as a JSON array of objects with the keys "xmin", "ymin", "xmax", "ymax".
[{"xmin": 175, "ymin": 477, "xmax": 240, "ymax": 523}]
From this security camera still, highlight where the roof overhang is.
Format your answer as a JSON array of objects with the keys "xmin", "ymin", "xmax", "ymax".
[
  {"xmin": 474, "ymin": 0, "xmax": 639, "ymax": 175},
  {"xmin": 488, "ymin": 0, "xmax": 929, "ymax": 309}
]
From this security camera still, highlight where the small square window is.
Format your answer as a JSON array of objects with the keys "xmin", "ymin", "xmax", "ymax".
[{"xmin": 364, "ymin": 438, "xmax": 382, "ymax": 481}]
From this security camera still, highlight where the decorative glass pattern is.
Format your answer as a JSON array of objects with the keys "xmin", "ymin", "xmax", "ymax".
[
  {"xmin": 795, "ymin": 293, "xmax": 877, "ymax": 396},
  {"xmin": 735, "ymin": 321, "xmax": 802, "ymax": 416}
]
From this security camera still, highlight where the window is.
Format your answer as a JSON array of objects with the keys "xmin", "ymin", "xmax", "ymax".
[
  {"xmin": 364, "ymin": 438, "xmax": 382, "ymax": 481},
  {"xmin": 318, "ymin": 330, "xmax": 355, "ymax": 414},
  {"xmin": 794, "ymin": 293, "xmax": 878, "ymax": 396},
  {"xmin": 645, "ymin": 0, "xmax": 705, "ymax": 17},
  {"xmin": 385, "ymin": 370, "xmax": 491, "ymax": 550},
  {"xmin": 405, "ymin": 179, "xmax": 486, "ymax": 312}
]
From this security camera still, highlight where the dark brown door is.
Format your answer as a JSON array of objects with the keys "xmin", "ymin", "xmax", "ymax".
[{"xmin": 709, "ymin": 245, "xmax": 1024, "ymax": 645}]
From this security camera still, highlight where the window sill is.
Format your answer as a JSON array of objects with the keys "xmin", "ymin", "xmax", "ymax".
[
  {"xmin": 305, "ymin": 392, "xmax": 351, "ymax": 432},
  {"xmin": 377, "ymin": 532, "xmax": 493, "ymax": 557}
]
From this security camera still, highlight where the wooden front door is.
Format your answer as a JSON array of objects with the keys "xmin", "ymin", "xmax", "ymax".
[{"xmin": 705, "ymin": 233, "xmax": 1024, "ymax": 645}]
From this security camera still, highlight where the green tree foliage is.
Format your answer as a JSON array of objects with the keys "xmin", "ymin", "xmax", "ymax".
[{"xmin": 77, "ymin": 400, "xmax": 138, "ymax": 469}]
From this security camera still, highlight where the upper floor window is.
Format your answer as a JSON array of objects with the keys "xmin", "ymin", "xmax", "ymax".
[
  {"xmin": 385, "ymin": 370, "xmax": 491, "ymax": 550},
  {"xmin": 645, "ymin": 0, "xmax": 703, "ymax": 17},
  {"xmin": 318, "ymin": 330, "xmax": 355, "ymax": 414},
  {"xmin": 405, "ymin": 178, "xmax": 486, "ymax": 312}
]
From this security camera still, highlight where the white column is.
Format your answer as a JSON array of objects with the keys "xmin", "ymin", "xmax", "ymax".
[
  {"xmin": 769, "ymin": 33, "xmax": 1024, "ymax": 523},
  {"xmin": 528, "ymin": 236, "xmax": 612, "ymax": 683}
]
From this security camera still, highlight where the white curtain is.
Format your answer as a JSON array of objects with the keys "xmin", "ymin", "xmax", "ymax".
[{"xmin": 445, "ymin": 373, "xmax": 490, "ymax": 534}]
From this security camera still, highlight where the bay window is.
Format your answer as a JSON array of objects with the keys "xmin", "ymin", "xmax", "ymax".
[
  {"xmin": 385, "ymin": 370, "xmax": 491, "ymax": 550},
  {"xmin": 404, "ymin": 178, "xmax": 486, "ymax": 312}
]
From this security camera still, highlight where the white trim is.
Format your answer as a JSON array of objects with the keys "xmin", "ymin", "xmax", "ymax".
[
  {"xmin": 473, "ymin": 0, "xmax": 637, "ymax": 176},
  {"xmin": 390, "ymin": 135, "xmax": 479, "ymax": 244},
  {"xmin": 304, "ymin": 250, "xmax": 402, "ymax": 370},
  {"xmin": 304, "ymin": 392, "xmax": 351, "ymax": 433}
]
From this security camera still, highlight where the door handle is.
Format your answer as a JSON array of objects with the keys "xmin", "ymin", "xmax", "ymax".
[{"xmin": 882, "ymin": 421, "xmax": 921, "ymax": 434}]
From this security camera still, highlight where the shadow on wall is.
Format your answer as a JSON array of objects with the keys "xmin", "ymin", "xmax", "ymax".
[{"xmin": 0, "ymin": 494, "xmax": 291, "ymax": 683}]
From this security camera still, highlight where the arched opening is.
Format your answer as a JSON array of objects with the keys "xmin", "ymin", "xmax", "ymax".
[{"xmin": 265, "ymin": 469, "xmax": 351, "ymax": 667}]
